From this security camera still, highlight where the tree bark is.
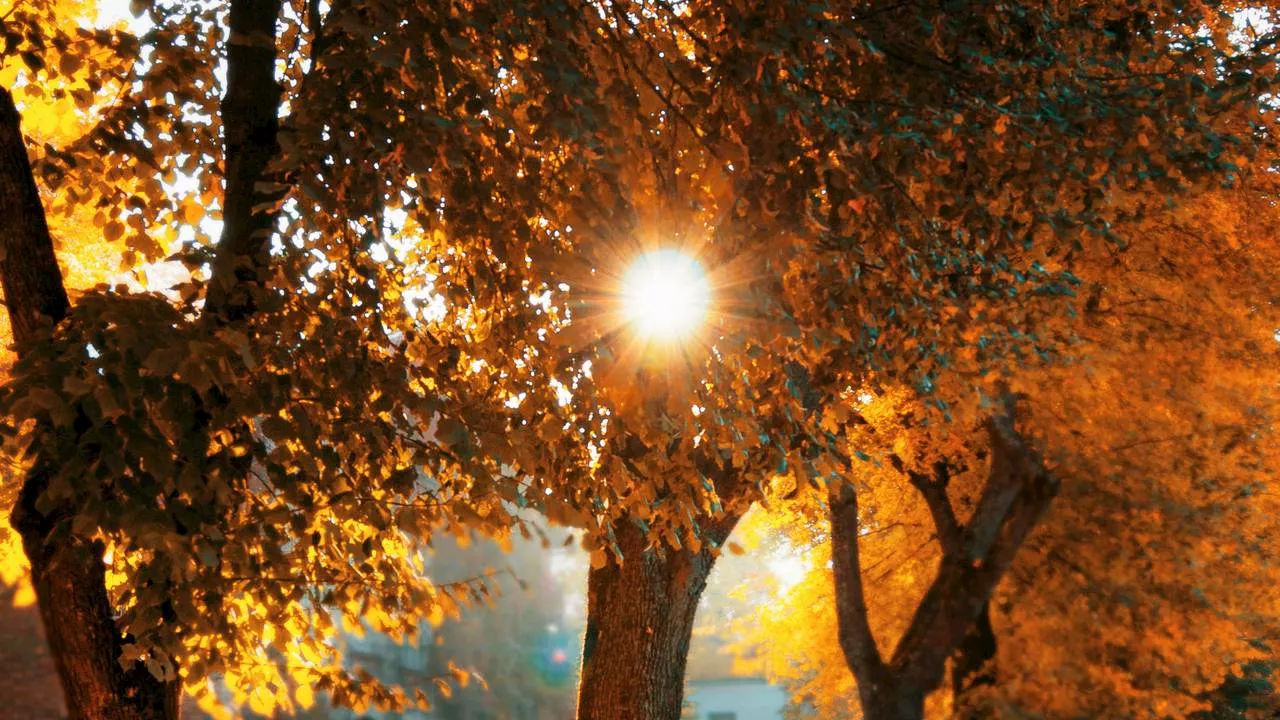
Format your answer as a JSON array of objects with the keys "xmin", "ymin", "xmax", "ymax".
[
  {"xmin": 15, "ymin": 478, "xmax": 180, "ymax": 720},
  {"xmin": 860, "ymin": 684, "xmax": 927, "ymax": 720},
  {"xmin": 575, "ymin": 515, "xmax": 741, "ymax": 720},
  {"xmin": 0, "ymin": 98, "xmax": 67, "ymax": 343},
  {"xmin": 830, "ymin": 482, "xmax": 929, "ymax": 719},
  {"xmin": 1, "ymin": 87, "xmax": 181, "ymax": 719},
  {"xmin": 952, "ymin": 603, "xmax": 997, "ymax": 700}
]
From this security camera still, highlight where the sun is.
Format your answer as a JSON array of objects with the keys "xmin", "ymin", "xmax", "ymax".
[{"xmin": 620, "ymin": 249, "xmax": 710, "ymax": 341}]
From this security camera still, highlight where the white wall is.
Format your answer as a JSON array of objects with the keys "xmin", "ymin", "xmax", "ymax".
[{"xmin": 686, "ymin": 678, "xmax": 787, "ymax": 720}]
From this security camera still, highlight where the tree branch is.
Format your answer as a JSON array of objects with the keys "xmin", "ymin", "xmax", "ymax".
[
  {"xmin": 960, "ymin": 413, "xmax": 1029, "ymax": 561},
  {"xmin": 827, "ymin": 482, "xmax": 888, "ymax": 691},
  {"xmin": 905, "ymin": 460, "xmax": 963, "ymax": 557},
  {"xmin": 887, "ymin": 410, "xmax": 1058, "ymax": 694},
  {"xmin": 204, "ymin": 0, "xmax": 287, "ymax": 321},
  {"xmin": 0, "ymin": 88, "xmax": 69, "ymax": 346}
]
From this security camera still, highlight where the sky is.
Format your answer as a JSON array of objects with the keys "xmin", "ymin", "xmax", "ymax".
[{"xmin": 95, "ymin": 0, "xmax": 153, "ymax": 34}]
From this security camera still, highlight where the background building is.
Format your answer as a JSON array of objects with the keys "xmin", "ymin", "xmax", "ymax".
[{"xmin": 684, "ymin": 677, "xmax": 787, "ymax": 720}]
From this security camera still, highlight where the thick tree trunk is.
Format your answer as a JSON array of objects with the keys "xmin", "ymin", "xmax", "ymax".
[
  {"xmin": 861, "ymin": 684, "xmax": 926, "ymax": 720},
  {"xmin": 575, "ymin": 516, "xmax": 740, "ymax": 720},
  {"xmin": 1, "ymin": 87, "xmax": 180, "ymax": 719},
  {"xmin": 4, "ymin": 0, "xmax": 285, "ymax": 714},
  {"xmin": 15, "ymin": 472, "xmax": 180, "ymax": 720}
]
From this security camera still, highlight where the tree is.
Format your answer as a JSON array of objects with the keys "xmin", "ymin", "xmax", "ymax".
[
  {"xmin": 2, "ymin": 67, "xmax": 183, "ymax": 718},
  {"xmin": 648, "ymin": 1, "xmax": 1280, "ymax": 715},
  {"xmin": 1, "ymin": 0, "xmax": 772, "ymax": 715},
  {"xmin": 0, "ymin": 0, "xmax": 536, "ymax": 715},
  {"xmin": 755, "ymin": 3, "xmax": 1276, "ymax": 717},
  {"xmin": 524, "ymin": 1, "xmax": 1276, "ymax": 717},
  {"xmin": 727, "ymin": 164, "xmax": 1280, "ymax": 719},
  {"xmin": 960, "ymin": 172, "xmax": 1280, "ymax": 718},
  {"xmin": 2, "ymin": 0, "xmax": 294, "ymax": 714},
  {"xmin": 3, "ymin": 2, "xmax": 1275, "ymax": 720}
]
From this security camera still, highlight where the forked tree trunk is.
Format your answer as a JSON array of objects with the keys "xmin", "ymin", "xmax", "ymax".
[
  {"xmin": 2, "ymin": 0, "xmax": 286, "ymax": 714},
  {"xmin": 1, "ymin": 88, "xmax": 180, "ymax": 719},
  {"xmin": 575, "ymin": 516, "xmax": 741, "ymax": 720},
  {"xmin": 861, "ymin": 684, "xmax": 927, "ymax": 720},
  {"xmin": 829, "ymin": 410, "xmax": 1057, "ymax": 720}
]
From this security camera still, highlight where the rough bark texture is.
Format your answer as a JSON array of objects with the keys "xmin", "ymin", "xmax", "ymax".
[
  {"xmin": 859, "ymin": 685, "xmax": 928, "ymax": 720},
  {"xmin": 829, "ymin": 408, "xmax": 1057, "ymax": 720},
  {"xmin": 1, "ymin": 87, "xmax": 181, "ymax": 720},
  {"xmin": 829, "ymin": 482, "xmax": 925, "ymax": 718},
  {"xmin": 889, "ymin": 417, "xmax": 1057, "ymax": 691},
  {"xmin": 575, "ymin": 515, "xmax": 741, "ymax": 720},
  {"xmin": 14, "ymin": 492, "xmax": 181, "ymax": 720}
]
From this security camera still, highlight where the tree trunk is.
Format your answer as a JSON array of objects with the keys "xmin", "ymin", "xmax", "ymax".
[
  {"xmin": 15, "ymin": 474, "xmax": 180, "ymax": 720},
  {"xmin": 205, "ymin": 0, "xmax": 288, "ymax": 321},
  {"xmin": 861, "ymin": 684, "xmax": 926, "ymax": 720},
  {"xmin": 0, "ymin": 95, "xmax": 67, "ymax": 341},
  {"xmin": 952, "ymin": 603, "xmax": 997, "ymax": 699},
  {"xmin": 1, "ymin": 87, "xmax": 180, "ymax": 719},
  {"xmin": 575, "ymin": 517, "xmax": 740, "ymax": 720},
  {"xmin": 4, "ymin": 0, "xmax": 285, "ymax": 713},
  {"xmin": 830, "ymin": 482, "xmax": 929, "ymax": 720}
]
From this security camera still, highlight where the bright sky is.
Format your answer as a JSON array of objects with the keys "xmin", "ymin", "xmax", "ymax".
[{"xmin": 95, "ymin": 0, "xmax": 152, "ymax": 33}]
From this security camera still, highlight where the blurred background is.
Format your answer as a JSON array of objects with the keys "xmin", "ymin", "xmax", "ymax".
[{"xmin": 0, "ymin": 513, "xmax": 800, "ymax": 720}]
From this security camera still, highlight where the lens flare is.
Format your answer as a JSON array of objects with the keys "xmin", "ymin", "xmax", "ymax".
[{"xmin": 620, "ymin": 250, "xmax": 710, "ymax": 341}]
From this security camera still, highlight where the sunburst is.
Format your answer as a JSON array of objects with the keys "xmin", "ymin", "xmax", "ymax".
[{"xmin": 619, "ymin": 249, "xmax": 711, "ymax": 342}]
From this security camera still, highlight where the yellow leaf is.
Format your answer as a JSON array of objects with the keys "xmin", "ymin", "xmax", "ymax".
[
  {"xmin": 12, "ymin": 579, "xmax": 36, "ymax": 608},
  {"xmin": 295, "ymin": 684, "xmax": 315, "ymax": 710},
  {"xmin": 449, "ymin": 660, "xmax": 470, "ymax": 688},
  {"xmin": 248, "ymin": 687, "xmax": 275, "ymax": 716},
  {"xmin": 589, "ymin": 548, "xmax": 608, "ymax": 569},
  {"xmin": 180, "ymin": 201, "xmax": 204, "ymax": 225},
  {"xmin": 427, "ymin": 603, "xmax": 445, "ymax": 628}
]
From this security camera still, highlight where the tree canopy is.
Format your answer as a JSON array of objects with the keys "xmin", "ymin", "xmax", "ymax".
[{"xmin": 0, "ymin": 0, "xmax": 1277, "ymax": 718}]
